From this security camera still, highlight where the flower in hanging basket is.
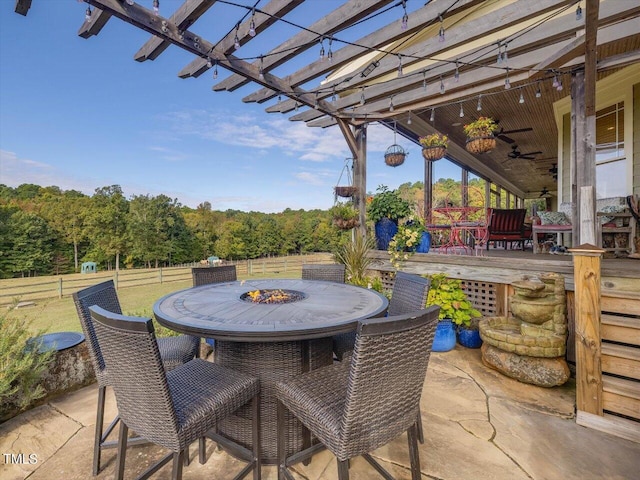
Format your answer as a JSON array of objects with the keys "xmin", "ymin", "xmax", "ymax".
[
  {"xmin": 330, "ymin": 203, "xmax": 360, "ymax": 230},
  {"xmin": 384, "ymin": 144, "xmax": 407, "ymax": 167},
  {"xmin": 463, "ymin": 117, "xmax": 499, "ymax": 154},
  {"xmin": 334, "ymin": 185, "xmax": 358, "ymax": 198},
  {"xmin": 419, "ymin": 133, "xmax": 449, "ymax": 161}
]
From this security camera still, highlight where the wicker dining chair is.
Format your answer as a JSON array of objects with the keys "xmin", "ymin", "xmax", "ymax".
[
  {"xmin": 276, "ymin": 306, "xmax": 440, "ymax": 480},
  {"xmin": 72, "ymin": 280, "xmax": 200, "ymax": 476},
  {"xmin": 301, "ymin": 263, "xmax": 345, "ymax": 283},
  {"xmin": 89, "ymin": 306, "xmax": 261, "ymax": 480},
  {"xmin": 191, "ymin": 265, "xmax": 237, "ymax": 286}
]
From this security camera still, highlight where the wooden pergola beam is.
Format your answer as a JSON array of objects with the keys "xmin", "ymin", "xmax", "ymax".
[
  {"xmin": 177, "ymin": 0, "xmax": 305, "ymax": 79},
  {"xmin": 529, "ymin": 34, "xmax": 585, "ymax": 80},
  {"xmin": 78, "ymin": 8, "xmax": 112, "ymax": 39},
  {"xmin": 134, "ymin": 0, "xmax": 217, "ymax": 62},
  {"xmin": 14, "ymin": 0, "xmax": 32, "ymax": 16}
]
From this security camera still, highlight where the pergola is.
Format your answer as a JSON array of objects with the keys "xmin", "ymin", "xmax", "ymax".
[{"xmin": 15, "ymin": 0, "xmax": 640, "ymax": 244}]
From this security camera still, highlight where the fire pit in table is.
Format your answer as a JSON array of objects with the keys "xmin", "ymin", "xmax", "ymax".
[{"xmin": 240, "ymin": 289, "xmax": 306, "ymax": 304}]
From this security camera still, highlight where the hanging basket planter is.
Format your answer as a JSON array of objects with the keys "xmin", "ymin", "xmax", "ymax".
[
  {"xmin": 332, "ymin": 217, "xmax": 360, "ymax": 230},
  {"xmin": 465, "ymin": 135, "xmax": 496, "ymax": 154},
  {"xmin": 422, "ymin": 146, "xmax": 446, "ymax": 161},
  {"xmin": 384, "ymin": 144, "xmax": 407, "ymax": 167},
  {"xmin": 334, "ymin": 185, "xmax": 358, "ymax": 198}
]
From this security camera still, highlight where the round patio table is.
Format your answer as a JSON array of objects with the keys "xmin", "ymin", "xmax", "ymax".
[{"xmin": 153, "ymin": 278, "xmax": 388, "ymax": 463}]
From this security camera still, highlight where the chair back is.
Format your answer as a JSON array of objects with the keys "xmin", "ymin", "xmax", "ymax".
[
  {"xmin": 192, "ymin": 265, "xmax": 237, "ymax": 286},
  {"xmin": 341, "ymin": 306, "xmax": 440, "ymax": 458},
  {"xmin": 72, "ymin": 280, "xmax": 123, "ymax": 384},
  {"xmin": 89, "ymin": 305, "xmax": 180, "ymax": 451},
  {"xmin": 487, "ymin": 208, "xmax": 527, "ymax": 234},
  {"xmin": 301, "ymin": 264, "xmax": 345, "ymax": 283},
  {"xmin": 387, "ymin": 272, "xmax": 430, "ymax": 316}
]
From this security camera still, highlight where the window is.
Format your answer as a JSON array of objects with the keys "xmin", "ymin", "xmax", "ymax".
[{"xmin": 596, "ymin": 102, "xmax": 626, "ymax": 197}]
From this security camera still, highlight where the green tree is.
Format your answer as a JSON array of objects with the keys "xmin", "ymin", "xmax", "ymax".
[
  {"xmin": 8, "ymin": 210, "xmax": 56, "ymax": 277},
  {"xmin": 86, "ymin": 185, "xmax": 129, "ymax": 271}
]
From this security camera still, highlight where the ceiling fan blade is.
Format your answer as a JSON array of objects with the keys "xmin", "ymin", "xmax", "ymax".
[
  {"xmin": 521, "ymin": 151, "xmax": 542, "ymax": 156},
  {"xmin": 497, "ymin": 134, "xmax": 516, "ymax": 144},
  {"xmin": 519, "ymin": 155, "xmax": 536, "ymax": 160},
  {"xmin": 501, "ymin": 127, "xmax": 533, "ymax": 134}
]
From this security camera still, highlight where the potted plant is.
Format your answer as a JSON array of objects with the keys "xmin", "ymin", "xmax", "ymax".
[
  {"xmin": 387, "ymin": 217, "xmax": 431, "ymax": 268},
  {"xmin": 333, "ymin": 235, "xmax": 386, "ymax": 294},
  {"xmin": 419, "ymin": 133, "xmax": 449, "ymax": 161},
  {"xmin": 367, "ymin": 185, "xmax": 412, "ymax": 250},
  {"xmin": 330, "ymin": 202, "xmax": 360, "ymax": 230},
  {"xmin": 426, "ymin": 273, "xmax": 482, "ymax": 351},
  {"xmin": 463, "ymin": 116, "xmax": 499, "ymax": 154}
]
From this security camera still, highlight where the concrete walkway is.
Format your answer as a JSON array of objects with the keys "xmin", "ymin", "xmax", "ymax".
[{"xmin": 2, "ymin": 347, "xmax": 639, "ymax": 480}]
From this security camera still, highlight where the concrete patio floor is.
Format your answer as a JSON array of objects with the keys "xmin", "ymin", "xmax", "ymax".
[{"xmin": 2, "ymin": 346, "xmax": 638, "ymax": 480}]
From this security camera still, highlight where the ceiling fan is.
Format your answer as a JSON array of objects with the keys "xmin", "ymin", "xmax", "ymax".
[
  {"xmin": 507, "ymin": 145, "xmax": 542, "ymax": 160},
  {"xmin": 539, "ymin": 186, "xmax": 551, "ymax": 197},
  {"xmin": 549, "ymin": 164, "xmax": 558, "ymax": 180},
  {"xmin": 495, "ymin": 126, "xmax": 533, "ymax": 144}
]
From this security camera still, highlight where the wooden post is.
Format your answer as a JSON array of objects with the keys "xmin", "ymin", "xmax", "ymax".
[
  {"xmin": 424, "ymin": 159, "xmax": 433, "ymax": 225},
  {"xmin": 58, "ymin": 277, "xmax": 63, "ymax": 299},
  {"xmin": 114, "ymin": 271, "xmax": 119, "ymax": 290},
  {"xmin": 353, "ymin": 124, "xmax": 367, "ymax": 238},
  {"xmin": 580, "ymin": 186, "xmax": 597, "ymax": 245},
  {"xmin": 570, "ymin": 244, "xmax": 605, "ymax": 417},
  {"xmin": 159, "ymin": 267, "xmax": 163, "ymax": 284}
]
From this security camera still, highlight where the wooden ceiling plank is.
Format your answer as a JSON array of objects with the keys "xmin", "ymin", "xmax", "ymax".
[
  {"xmin": 309, "ymin": 117, "xmax": 338, "ymax": 128},
  {"xmin": 78, "ymin": 8, "xmax": 112, "ymax": 39},
  {"xmin": 178, "ymin": 0, "xmax": 304, "ymax": 80},
  {"xmin": 14, "ymin": 0, "xmax": 32, "ymax": 16},
  {"xmin": 215, "ymin": 0, "xmax": 396, "ymax": 93},
  {"xmin": 337, "ymin": 119, "xmax": 358, "ymax": 158},
  {"xmin": 83, "ymin": 0, "xmax": 336, "ymax": 116},
  {"xmin": 244, "ymin": 0, "xmax": 486, "ymax": 104},
  {"xmin": 135, "ymin": 0, "xmax": 217, "ymax": 62}
]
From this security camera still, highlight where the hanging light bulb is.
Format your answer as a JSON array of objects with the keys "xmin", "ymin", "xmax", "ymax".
[
  {"xmin": 454, "ymin": 60, "xmax": 460, "ymax": 83},
  {"xmin": 234, "ymin": 24, "xmax": 240, "ymax": 50},
  {"xmin": 497, "ymin": 42, "xmax": 503, "ymax": 64},
  {"xmin": 249, "ymin": 9, "xmax": 256, "ymax": 37},
  {"xmin": 161, "ymin": 20, "xmax": 168, "ymax": 33},
  {"xmin": 327, "ymin": 39, "xmax": 333, "ymax": 63},
  {"xmin": 319, "ymin": 38, "xmax": 325, "ymax": 60},
  {"xmin": 401, "ymin": 0, "xmax": 408, "ymax": 30},
  {"xmin": 360, "ymin": 87, "xmax": 365, "ymax": 106},
  {"xmin": 294, "ymin": 101, "xmax": 299, "ymax": 112},
  {"xmin": 576, "ymin": 4, "xmax": 583, "ymax": 21},
  {"xmin": 332, "ymin": 87, "xmax": 337, "ymax": 103},
  {"xmin": 389, "ymin": 97, "xmax": 395, "ymax": 112},
  {"xmin": 277, "ymin": 94, "xmax": 282, "ymax": 104},
  {"xmin": 519, "ymin": 92, "xmax": 525, "ymax": 104},
  {"xmin": 85, "ymin": 6, "xmax": 92, "ymax": 23},
  {"xmin": 504, "ymin": 67, "xmax": 511, "ymax": 90},
  {"xmin": 152, "ymin": 0, "xmax": 159, "ymax": 16},
  {"xmin": 422, "ymin": 71, "xmax": 427, "ymax": 91},
  {"xmin": 439, "ymin": 76, "xmax": 445, "ymax": 94},
  {"xmin": 552, "ymin": 74, "xmax": 559, "ymax": 88},
  {"xmin": 556, "ymin": 77, "xmax": 563, "ymax": 91},
  {"xmin": 502, "ymin": 44, "xmax": 508, "ymax": 64},
  {"xmin": 535, "ymin": 86, "xmax": 542, "ymax": 98},
  {"xmin": 212, "ymin": 60, "xmax": 218, "ymax": 80},
  {"xmin": 459, "ymin": 103, "xmax": 464, "ymax": 118},
  {"xmin": 206, "ymin": 57, "xmax": 213, "ymax": 69},
  {"xmin": 314, "ymin": 92, "xmax": 319, "ymax": 108},
  {"xmin": 407, "ymin": 111, "xmax": 412, "ymax": 125},
  {"xmin": 126, "ymin": 0, "xmax": 135, "ymax": 5},
  {"xmin": 258, "ymin": 56, "xmax": 264, "ymax": 80},
  {"xmin": 397, "ymin": 55, "xmax": 403, "ymax": 78},
  {"xmin": 477, "ymin": 94, "xmax": 482, "ymax": 111},
  {"xmin": 430, "ymin": 108, "xmax": 435, "ymax": 122},
  {"xmin": 438, "ymin": 15, "xmax": 445, "ymax": 43}
]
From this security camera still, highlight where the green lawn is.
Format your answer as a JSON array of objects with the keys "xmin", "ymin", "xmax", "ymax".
[{"xmin": 6, "ymin": 270, "xmax": 300, "ymax": 335}]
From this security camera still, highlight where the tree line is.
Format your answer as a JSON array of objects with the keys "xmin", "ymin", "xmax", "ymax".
[{"xmin": 0, "ymin": 184, "xmax": 349, "ymax": 278}]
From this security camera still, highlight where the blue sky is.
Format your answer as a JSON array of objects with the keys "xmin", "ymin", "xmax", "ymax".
[{"xmin": 0, "ymin": 1, "xmax": 459, "ymax": 213}]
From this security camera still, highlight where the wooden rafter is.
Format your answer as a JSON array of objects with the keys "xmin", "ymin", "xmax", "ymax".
[
  {"xmin": 78, "ymin": 8, "xmax": 112, "ymax": 39},
  {"xmin": 14, "ymin": 0, "xmax": 32, "ymax": 16}
]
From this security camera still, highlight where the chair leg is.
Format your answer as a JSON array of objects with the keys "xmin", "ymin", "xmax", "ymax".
[
  {"xmin": 93, "ymin": 386, "xmax": 107, "ymax": 476},
  {"xmin": 407, "ymin": 424, "xmax": 421, "ymax": 480},
  {"xmin": 277, "ymin": 400, "xmax": 286, "ymax": 480},
  {"xmin": 337, "ymin": 459, "xmax": 350, "ymax": 480},
  {"xmin": 115, "ymin": 422, "xmax": 128, "ymax": 480},
  {"xmin": 183, "ymin": 444, "xmax": 190, "ymax": 466},
  {"xmin": 416, "ymin": 409, "xmax": 424, "ymax": 444},
  {"xmin": 252, "ymin": 393, "xmax": 261, "ymax": 480},
  {"xmin": 199, "ymin": 437, "xmax": 206, "ymax": 465},
  {"xmin": 171, "ymin": 451, "xmax": 184, "ymax": 480}
]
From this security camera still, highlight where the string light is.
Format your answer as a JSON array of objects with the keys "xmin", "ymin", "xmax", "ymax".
[
  {"xmin": 360, "ymin": 87, "xmax": 366, "ymax": 106},
  {"xmin": 294, "ymin": 101, "xmax": 299, "ymax": 112},
  {"xmin": 438, "ymin": 15, "xmax": 445, "ymax": 43},
  {"xmin": 332, "ymin": 86, "xmax": 337, "ymax": 103},
  {"xmin": 212, "ymin": 60, "xmax": 218, "ymax": 79},
  {"xmin": 206, "ymin": 57, "xmax": 213, "ymax": 69},
  {"xmin": 319, "ymin": 38, "xmax": 325, "ymax": 60},
  {"xmin": 389, "ymin": 97, "xmax": 394, "ymax": 112},
  {"xmin": 401, "ymin": 0, "xmax": 408, "ymax": 30},
  {"xmin": 504, "ymin": 67, "xmax": 511, "ymax": 89},
  {"xmin": 556, "ymin": 77, "xmax": 563, "ymax": 91},
  {"xmin": 193, "ymin": 36, "xmax": 200, "ymax": 50},
  {"xmin": 249, "ymin": 9, "xmax": 256, "ymax": 37},
  {"xmin": 152, "ymin": 0, "xmax": 159, "ymax": 16},
  {"xmin": 85, "ymin": 5, "xmax": 92, "ymax": 22},
  {"xmin": 454, "ymin": 60, "xmax": 460, "ymax": 83},
  {"xmin": 576, "ymin": 3, "xmax": 583, "ymax": 21},
  {"xmin": 161, "ymin": 20, "xmax": 168, "ymax": 33},
  {"xmin": 327, "ymin": 38, "xmax": 333, "ymax": 62},
  {"xmin": 439, "ymin": 75, "xmax": 445, "ymax": 94},
  {"xmin": 535, "ymin": 87, "xmax": 542, "ymax": 98},
  {"xmin": 502, "ymin": 43, "xmax": 508, "ymax": 64},
  {"xmin": 397, "ymin": 55, "xmax": 403, "ymax": 77},
  {"xmin": 314, "ymin": 92, "xmax": 319, "ymax": 108},
  {"xmin": 459, "ymin": 103, "xmax": 464, "ymax": 117},
  {"xmin": 258, "ymin": 55, "xmax": 264, "ymax": 80},
  {"xmin": 430, "ymin": 108, "xmax": 436, "ymax": 122},
  {"xmin": 476, "ymin": 94, "xmax": 482, "ymax": 111},
  {"xmin": 407, "ymin": 111, "xmax": 412, "ymax": 125},
  {"xmin": 126, "ymin": 0, "xmax": 134, "ymax": 5},
  {"xmin": 497, "ymin": 41, "xmax": 503, "ymax": 64},
  {"xmin": 422, "ymin": 71, "xmax": 427, "ymax": 91},
  {"xmin": 234, "ymin": 24, "xmax": 240, "ymax": 50},
  {"xmin": 519, "ymin": 92, "xmax": 525, "ymax": 104}
]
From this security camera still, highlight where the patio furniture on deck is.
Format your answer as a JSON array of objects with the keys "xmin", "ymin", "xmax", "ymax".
[
  {"xmin": 89, "ymin": 306, "xmax": 261, "ymax": 480},
  {"xmin": 275, "ymin": 307, "xmax": 440, "ymax": 480},
  {"xmin": 486, "ymin": 208, "xmax": 531, "ymax": 250},
  {"xmin": 301, "ymin": 263, "xmax": 346, "ymax": 283},
  {"xmin": 191, "ymin": 265, "xmax": 237, "ymax": 286},
  {"xmin": 72, "ymin": 281, "xmax": 200, "ymax": 476}
]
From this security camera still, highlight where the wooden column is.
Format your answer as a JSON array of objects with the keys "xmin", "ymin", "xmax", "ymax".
[
  {"xmin": 571, "ymin": 244, "xmax": 605, "ymax": 418},
  {"xmin": 353, "ymin": 124, "xmax": 367, "ymax": 238},
  {"xmin": 424, "ymin": 160, "xmax": 433, "ymax": 225}
]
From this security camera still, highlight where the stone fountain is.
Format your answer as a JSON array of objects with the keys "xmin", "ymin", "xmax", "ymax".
[{"xmin": 479, "ymin": 272, "xmax": 570, "ymax": 387}]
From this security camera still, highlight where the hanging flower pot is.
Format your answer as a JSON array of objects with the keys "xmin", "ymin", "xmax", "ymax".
[
  {"xmin": 333, "ymin": 217, "xmax": 360, "ymax": 230},
  {"xmin": 334, "ymin": 186, "xmax": 358, "ymax": 198},
  {"xmin": 419, "ymin": 133, "xmax": 448, "ymax": 161},
  {"xmin": 330, "ymin": 203, "xmax": 360, "ymax": 230},
  {"xmin": 384, "ymin": 144, "xmax": 407, "ymax": 167},
  {"xmin": 466, "ymin": 136, "xmax": 496, "ymax": 154}
]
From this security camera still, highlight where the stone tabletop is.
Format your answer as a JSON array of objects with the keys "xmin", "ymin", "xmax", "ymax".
[{"xmin": 153, "ymin": 279, "xmax": 388, "ymax": 341}]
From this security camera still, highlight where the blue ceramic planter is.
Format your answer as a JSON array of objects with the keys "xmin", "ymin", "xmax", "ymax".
[
  {"xmin": 416, "ymin": 231, "xmax": 431, "ymax": 253},
  {"xmin": 374, "ymin": 218, "xmax": 398, "ymax": 250},
  {"xmin": 457, "ymin": 327, "xmax": 483, "ymax": 348},
  {"xmin": 432, "ymin": 319, "xmax": 456, "ymax": 352}
]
